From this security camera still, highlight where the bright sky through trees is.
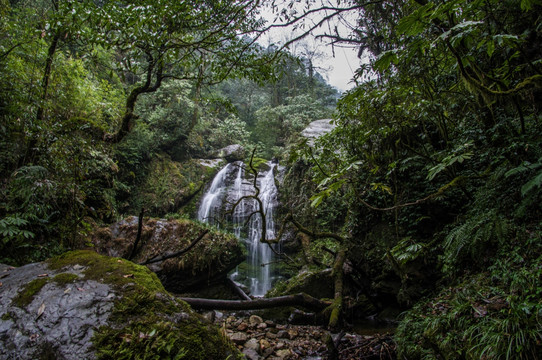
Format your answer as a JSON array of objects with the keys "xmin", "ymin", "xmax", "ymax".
[{"xmin": 259, "ymin": 0, "xmax": 362, "ymax": 92}]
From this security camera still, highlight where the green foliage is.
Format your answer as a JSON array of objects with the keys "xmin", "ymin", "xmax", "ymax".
[
  {"xmin": 505, "ymin": 157, "xmax": 542, "ymax": 196},
  {"xmin": 390, "ymin": 237, "xmax": 427, "ymax": 266},
  {"xmin": 278, "ymin": 0, "xmax": 542, "ymax": 351},
  {"xmin": 396, "ymin": 243, "xmax": 542, "ymax": 359},
  {"xmin": 94, "ymin": 321, "xmax": 189, "ymax": 360},
  {"xmin": 443, "ymin": 210, "xmax": 512, "ymax": 276}
]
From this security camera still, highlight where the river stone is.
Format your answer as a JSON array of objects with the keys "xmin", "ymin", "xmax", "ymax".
[
  {"xmin": 259, "ymin": 338, "xmax": 271, "ymax": 350},
  {"xmin": 249, "ymin": 314, "xmax": 264, "ymax": 326},
  {"xmin": 237, "ymin": 322, "xmax": 249, "ymax": 331},
  {"xmin": 242, "ymin": 348, "xmax": 260, "ymax": 360},
  {"xmin": 0, "ymin": 251, "xmax": 239, "ymax": 360},
  {"xmin": 277, "ymin": 330, "xmax": 289, "ymax": 339},
  {"xmin": 230, "ymin": 332, "xmax": 248, "ymax": 345},
  {"xmin": 244, "ymin": 338, "xmax": 260, "ymax": 352},
  {"xmin": 275, "ymin": 349, "xmax": 292, "ymax": 358}
]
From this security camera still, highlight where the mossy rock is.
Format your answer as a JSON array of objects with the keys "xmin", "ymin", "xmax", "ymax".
[
  {"xmin": 0, "ymin": 250, "xmax": 241, "ymax": 360},
  {"xmin": 92, "ymin": 217, "xmax": 245, "ymax": 293}
]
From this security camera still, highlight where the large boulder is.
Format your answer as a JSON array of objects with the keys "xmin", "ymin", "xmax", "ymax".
[
  {"xmin": 214, "ymin": 144, "xmax": 245, "ymax": 162},
  {"xmin": 0, "ymin": 250, "xmax": 240, "ymax": 360},
  {"xmin": 92, "ymin": 217, "xmax": 245, "ymax": 293}
]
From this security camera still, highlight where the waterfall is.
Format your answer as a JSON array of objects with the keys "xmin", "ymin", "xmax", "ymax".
[
  {"xmin": 197, "ymin": 161, "xmax": 280, "ymax": 296},
  {"xmin": 197, "ymin": 163, "xmax": 231, "ymax": 225},
  {"xmin": 246, "ymin": 163, "xmax": 278, "ymax": 296},
  {"xmin": 232, "ymin": 164, "xmax": 245, "ymax": 238}
]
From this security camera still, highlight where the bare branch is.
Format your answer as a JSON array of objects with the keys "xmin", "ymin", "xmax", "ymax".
[{"xmin": 139, "ymin": 230, "xmax": 209, "ymax": 265}]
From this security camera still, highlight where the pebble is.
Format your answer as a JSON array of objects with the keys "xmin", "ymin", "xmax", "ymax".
[
  {"xmin": 229, "ymin": 332, "xmax": 247, "ymax": 344},
  {"xmin": 237, "ymin": 322, "xmax": 248, "ymax": 331},
  {"xmin": 249, "ymin": 314, "xmax": 263, "ymax": 326},
  {"xmin": 244, "ymin": 338, "xmax": 259, "ymax": 352}
]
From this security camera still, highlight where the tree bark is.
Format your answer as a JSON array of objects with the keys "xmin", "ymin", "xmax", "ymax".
[
  {"xmin": 105, "ymin": 58, "xmax": 164, "ymax": 144},
  {"xmin": 128, "ymin": 208, "xmax": 145, "ymax": 261},
  {"xmin": 327, "ymin": 248, "xmax": 346, "ymax": 329},
  {"xmin": 178, "ymin": 293, "xmax": 331, "ymax": 312}
]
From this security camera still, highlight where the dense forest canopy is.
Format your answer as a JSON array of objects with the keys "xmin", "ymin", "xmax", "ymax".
[
  {"xmin": 1, "ymin": 0, "xmax": 542, "ymax": 358},
  {"xmin": 0, "ymin": 0, "xmax": 337, "ymax": 262}
]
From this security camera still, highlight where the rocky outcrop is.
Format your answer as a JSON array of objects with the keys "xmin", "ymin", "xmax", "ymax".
[
  {"xmin": 214, "ymin": 144, "xmax": 246, "ymax": 162},
  {"xmin": 301, "ymin": 119, "xmax": 336, "ymax": 145},
  {"xmin": 0, "ymin": 251, "xmax": 240, "ymax": 360},
  {"xmin": 92, "ymin": 217, "xmax": 245, "ymax": 293},
  {"xmin": 138, "ymin": 155, "xmax": 218, "ymax": 217}
]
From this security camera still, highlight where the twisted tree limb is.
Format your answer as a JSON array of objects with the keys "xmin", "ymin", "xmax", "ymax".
[{"xmin": 139, "ymin": 230, "xmax": 209, "ymax": 265}]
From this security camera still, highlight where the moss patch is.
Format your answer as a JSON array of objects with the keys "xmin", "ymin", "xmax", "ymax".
[
  {"xmin": 48, "ymin": 250, "xmax": 166, "ymax": 295},
  {"xmin": 52, "ymin": 273, "xmax": 80, "ymax": 285},
  {"xmin": 12, "ymin": 277, "xmax": 49, "ymax": 308}
]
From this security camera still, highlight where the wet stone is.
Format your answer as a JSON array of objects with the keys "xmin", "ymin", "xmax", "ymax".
[
  {"xmin": 229, "ymin": 332, "xmax": 248, "ymax": 345},
  {"xmin": 237, "ymin": 322, "xmax": 249, "ymax": 331},
  {"xmin": 249, "ymin": 314, "xmax": 263, "ymax": 326},
  {"xmin": 244, "ymin": 338, "xmax": 260, "ymax": 352},
  {"xmin": 257, "ymin": 322, "xmax": 268, "ymax": 330},
  {"xmin": 242, "ymin": 348, "xmax": 259, "ymax": 360}
]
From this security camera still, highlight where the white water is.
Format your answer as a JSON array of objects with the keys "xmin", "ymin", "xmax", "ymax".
[
  {"xmin": 246, "ymin": 163, "xmax": 278, "ymax": 296},
  {"xmin": 197, "ymin": 161, "xmax": 279, "ymax": 296},
  {"xmin": 232, "ymin": 164, "xmax": 245, "ymax": 238},
  {"xmin": 197, "ymin": 163, "xmax": 231, "ymax": 225}
]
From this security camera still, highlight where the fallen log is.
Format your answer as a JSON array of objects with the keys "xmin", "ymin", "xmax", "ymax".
[{"xmin": 179, "ymin": 293, "xmax": 331, "ymax": 312}]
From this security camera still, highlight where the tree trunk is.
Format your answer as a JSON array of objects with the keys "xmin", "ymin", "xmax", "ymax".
[
  {"xmin": 178, "ymin": 293, "xmax": 331, "ymax": 312},
  {"xmin": 327, "ymin": 248, "xmax": 346, "ymax": 329}
]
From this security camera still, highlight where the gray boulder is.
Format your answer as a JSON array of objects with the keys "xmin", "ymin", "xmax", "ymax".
[
  {"xmin": 0, "ymin": 251, "xmax": 239, "ymax": 360},
  {"xmin": 215, "ymin": 144, "xmax": 245, "ymax": 162}
]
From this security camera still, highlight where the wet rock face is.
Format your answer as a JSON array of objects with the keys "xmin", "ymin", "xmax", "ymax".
[
  {"xmin": 92, "ymin": 217, "xmax": 245, "ymax": 293},
  {"xmin": 0, "ymin": 251, "xmax": 240, "ymax": 360}
]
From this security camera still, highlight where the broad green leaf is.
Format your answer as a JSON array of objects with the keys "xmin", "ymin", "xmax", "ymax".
[
  {"xmin": 396, "ymin": 3, "xmax": 433, "ymax": 36},
  {"xmin": 374, "ymin": 50, "xmax": 398, "ymax": 72}
]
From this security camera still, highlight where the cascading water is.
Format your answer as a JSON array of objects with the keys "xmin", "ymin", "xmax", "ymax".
[
  {"xmin": 246, "ymin": 163, "xmax": 278, "ymax": 296},
  {"xmin": 197, "ymin": 163, "xmax": 231, "ymax": 225},
  {"xmin": 232, "ymin": 164, "xmax": 245, "ymax": 238},
  {"xmin": 197, "ymin": 161, "xmax": 280, "ymax": 296}
]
